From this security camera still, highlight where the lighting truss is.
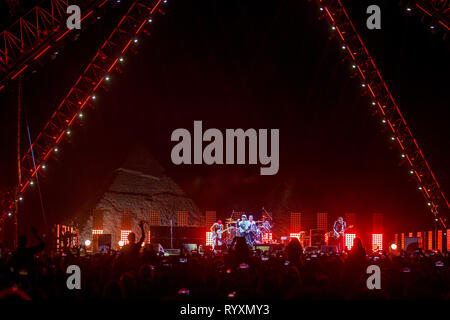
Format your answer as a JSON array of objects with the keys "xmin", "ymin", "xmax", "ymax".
[
  {"xmin": 0, "ymin": 0, "xmax": 164, "ymax": 223},
  {"xmin": 404, "ymin": 0, "xmax": 450, "ymax": 32},
  {"xmin": 316, "ymin": 0, "xmax": 449, "ymax": 228},
  {"xmin": 0, "ymin": 0, "xmax": 121, "ymax": 91}
]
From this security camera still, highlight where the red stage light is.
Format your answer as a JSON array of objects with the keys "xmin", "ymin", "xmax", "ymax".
[
  {"xmin": 289, "ymin": 233, "xmax": 301, "ymax": 240},
  {"xmin": 345, "ymin": 233, "xmax": 356, "ymax": 250},
  {"xmin": 447, "ymin": 229, "xmax": 450, "ymax": 251},
  {"xmin": 205, "ymin": 232, "xmax": 213, "ymax": 246},
  {"xmin": 262, "ymin": 232, "xmax": 273, "ymax": 242},
  {"xmin": 428, "ymin": 230, "xmax": 433, "ymax": 250},
  {"xmin": 120, "ymin": 230, "xmax": 132, "ymax": 245},
  {"xmin": 437, "ymin": 230, "xmax": 442, "ymax": 251},
  {"xmin": 372, "ymin": 233, "xmax": 383, "ymax": 251}
]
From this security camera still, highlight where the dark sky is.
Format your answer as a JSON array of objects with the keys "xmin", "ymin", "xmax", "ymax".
[{"xmin": 0, "ymin": 0, "xmax": 449, "ymax": 238}]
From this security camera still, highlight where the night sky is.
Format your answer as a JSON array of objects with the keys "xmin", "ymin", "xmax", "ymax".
[{"xmin": 0, "ymin": 0, "xmax": 449, "ymax": 239}]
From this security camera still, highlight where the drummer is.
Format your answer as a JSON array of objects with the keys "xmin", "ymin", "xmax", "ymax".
[{"xmin": 262, "ymin": 215, "xmax": 272, "ymax": 232}]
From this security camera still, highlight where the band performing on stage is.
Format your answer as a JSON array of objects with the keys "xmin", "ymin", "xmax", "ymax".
[
  {"xmin": 210, "ymin": 210, "xmax": 274, "ymax": 250},
  {"xmin": 210, "ymin": 213, "xmax": 352, "ymax": 253}
]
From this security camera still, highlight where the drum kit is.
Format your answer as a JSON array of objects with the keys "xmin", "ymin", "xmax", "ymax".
[{"xmin": 223, "ymin": 211, "xmax": 273, "ymax": 245}]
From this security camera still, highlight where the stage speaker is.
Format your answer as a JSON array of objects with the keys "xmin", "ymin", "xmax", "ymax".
[
  {"xmin": 321, "ymin": 245, "xmax": 338, "ymax": 253},
  {"xmin": 405, "ymin": 236, "xmax": 419, "ymax": 253},
  {"xmin": 310, "ymin": 229, "xmax": 325, "ymax": 246},
  {"xmin": 98, "ymin": 234, "xmax": 111, "ymax": 252}
]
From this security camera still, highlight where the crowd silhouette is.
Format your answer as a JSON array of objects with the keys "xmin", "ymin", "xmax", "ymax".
[{"xmin": 0, "ymin": 229, "xmax": 449, "ymax": 300}]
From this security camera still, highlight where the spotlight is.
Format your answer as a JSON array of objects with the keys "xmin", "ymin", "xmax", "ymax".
[
  {"xmin": 91, "ymin": 95, "xmax": 96, "ymax": 100},
  {"xmin": 409, "ymin": 170, "xmax": 414, "ymax": 174},
  {"xmin": 319, "ymin": 7, "xmax": 324, "ymax": 11},
  {"xmin": 133, "ymin": 38, "xmax": 138, "ymax": 43},
  {"xmin": 372, "ymin": 101, "xmax": 376, "ymax": 106},
  {"xmin": 118, "ymin": 240, "xmax": 124, "ymax": 247},
  {"xmin": 341, "ymin": 45, "xmax": 346, "ymax": 50},
  {"xmin": 7, "ymin": 212, "xmax": 12, "ymax": 217},
  {"xmin": 66, "ymin": 130, "xmax": 71, "ymax": 135},
  {"xmin": 331, "ymin": 26, "xmax": 336, "ymax": 30},
  {"xmin": 352, "ymin": 64, "xmax": 356, "ymax": 69},
  {"xmin": 42, "ymin": 164, "xmax": 46, "ymax": 169},
  {"xmin": 418, "ymin": 186, "xmax": 423, "ymax": 190},
  {"xmin": 406, "ymin": 8, "xmax": 412, "ymax": 12},
  {"xmin": 382, "ymin": 119, "xmax": 387, "ymax": 124},
  {"xmin": 85, "ymin": 240, "xmax": 91, "ymax": 246},
  {"xmin": 119, "ymin": 57, "xmax": 124, "ymax": 62},
  {"xmin": 18, "ymin": 197, "xmax": 23, "ymax": 201},
  {"xmin": 148, "ymin": 18, "xmax": 152, "ymax": 23},
  {"xmin": 54, "ymin": 147, "xmax": 59, "ymax": 152},
  {"xmin": 390, "ymin": 243, "xmax": 397, "ymax": 250},
  {"xmin": 391, "ymin": 136, "xmax": 395, "ymax": 141},
  {"xmin": 401, "ymin": 154, "xmax": 406, "ymax": 158},
  {"xmin": 361, "ymin": 83, "xmax": 366, "ymax": 87},
  {"xmin": 105, "ymin": 76, "xmax": 110, "ymax": 81},
  {"xmin": 30, "ymin": 181, "xmax": 34, "ymax": 185},
  {"xmin": 79, "ymin": 113, "xmax": 83, "ymax": 118}
]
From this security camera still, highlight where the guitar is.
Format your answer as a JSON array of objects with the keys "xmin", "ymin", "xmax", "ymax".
[
  {"xmin": 332, "ymin": 225, "xmax": 353, "ymax": 239},
  {"xmin": 212, "ymin": 227, "xmax": 232, "ymax": 237}
]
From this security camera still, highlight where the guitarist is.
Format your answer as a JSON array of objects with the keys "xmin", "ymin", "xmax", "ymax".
[
  {"xmin": 333, "ymin": 216, "xmax": 347, "ymax": 252},
  {"xmin": 248, "ymin": 215, "xmax": 257, "ymax": 246},
  {"xmin": 210, "ymin": 220, "xmax": 224, "ymax": 251}
]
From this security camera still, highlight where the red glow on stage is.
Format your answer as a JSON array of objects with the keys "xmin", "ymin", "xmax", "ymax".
[
  {"xmin": 437, "ymin": 230, "xmax": 442, "ymax": 251},
  {"xmin": 345, "ymin": 233, "xmax": 356, "ymax": 250},
  {"xmin": 120, "ymin": 230, "xmax": 132, "ymax": 245},
  {"xmin": 372, "ymin": 233, "xmax": 383, "ymax": 251},
  {"xmin": 447, "ymin": 230, "xmax": 450, "ymax": 251},
  {"xmin": 428, "ymin": 230, "xmax": 433, "ymax": 250},
  {"xmin": 262, "ymin": 232, "xmax": 273, "ymax": 242},
  {"xmin": 206, "ymin": 232, "xmax": 213, "ymax": 246},
  {"xmin": 289, "ymin": 233, "xmax": 301, "ymax": 240}
]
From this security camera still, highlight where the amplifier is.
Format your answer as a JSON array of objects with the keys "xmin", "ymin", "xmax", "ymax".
[{"xmin": 310, "ymin": 229, "xmax": 325, "ymax": 246}]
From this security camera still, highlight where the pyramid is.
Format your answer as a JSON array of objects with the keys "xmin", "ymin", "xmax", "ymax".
[{"xmin": 79, "ymin": 145, "xmax": 204, "ymax": 247}]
